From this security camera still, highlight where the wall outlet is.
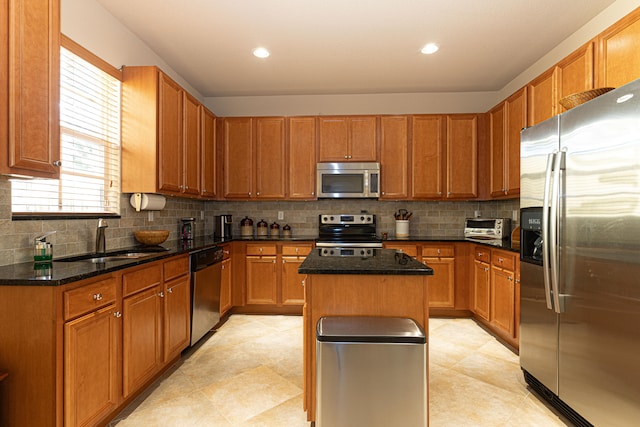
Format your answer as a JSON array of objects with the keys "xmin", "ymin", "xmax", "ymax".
[
  {"xmin": 201, "ymin": 211, "xmax": 205, "ymax": 220},
  {"xmin": 513, "ymin": 210, "xmax": 519, "ymax": 221},
  {"xmin": 474, "ymin": 210, "xmax": 481, "ymax": 218},
  {"xmin": 148, "ymin": 211, "xmax": 154, "ymax": 221},
  {"xmin": 278, "ymin": 211, "xmax": 284, "ymax": 220}
]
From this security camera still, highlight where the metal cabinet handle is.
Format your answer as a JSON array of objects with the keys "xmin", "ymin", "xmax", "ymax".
[
  {"xmin": 168, "ymin": 287, "xmax": 173, "ymax": 293},
  {"xmin": 158, "ymin": 291, "xmax": 164, "ymax": 298},
  {"xmin": 301, "ymin": 279, "xmax": 305, "ymax": 287},
  {"xmin": 259, "ymin": 247, "xmax": 263, "ymax": 253},
  {"xmin": 113, "ymin": 311, "xmax": 122, "ymax": 318},
  {"xmin": 484, "ymin": 267, "xmax": 489, "ymax": 272},
  {"xmin": 498, "ymin": 257, "xmax": 504, "ymax": 263},
  {"xmin": 437, "ymin": 249, "xmax": 441, "ymax": 255},
  {"xmin": 508, "ymin": 276, "xmax": 513, "ymax": 281},
  {"xmin": 93, "ymin": 293, "xmax": 103, "ymax": 301},
  {"xmin": 53, "ymin": 160, "xmax": 62, "ymax": 167}
]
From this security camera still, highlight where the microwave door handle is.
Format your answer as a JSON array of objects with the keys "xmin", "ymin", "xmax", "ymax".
[
  {"xmin": 364, "ymin": 170, "xmax": 369, "ymax": 197},
  {"xmin": 542, "ymin": 152, "xmax": 555, "ymax": 310}
]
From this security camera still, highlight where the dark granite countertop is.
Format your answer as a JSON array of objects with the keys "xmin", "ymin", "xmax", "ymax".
[
  {"xmin": 382, "ymin": 235, "xmax": 519, "ymax": 253},
  {"xmin": 298, "ymin": 248, "xmax": 434, "ymax": 276}
]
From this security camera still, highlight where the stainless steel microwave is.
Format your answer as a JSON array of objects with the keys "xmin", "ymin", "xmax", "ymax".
[{"xmin": 316, "ymin": 162, "xmax": 380, "ymax": 198}]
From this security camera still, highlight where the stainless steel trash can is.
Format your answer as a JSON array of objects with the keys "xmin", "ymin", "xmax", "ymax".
[{"xmin": 316, "ymin": 316, "xmax": 427, "ymax": 427}]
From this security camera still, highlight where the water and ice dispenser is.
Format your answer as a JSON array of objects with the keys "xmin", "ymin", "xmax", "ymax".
[{"xmin": 520, "ymin": 207, "xmax": 543, "ymax": 264}]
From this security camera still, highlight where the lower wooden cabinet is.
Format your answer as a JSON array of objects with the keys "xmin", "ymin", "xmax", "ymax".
[
  {"xmin": 472, "ymin": 255, "xmax": 491, "ymax": 321},
  {"xmin": 421, "ymin": 244, "xmax": 456, "ymax": 308},
  {"xmin": 163, "ymin": 272, "xmax": 191, "ymax": 361},
  {"xmin": 220, "ymin": 256, "xmax": 233, "ymax": 315},
  {"xmin": 246, "ymin": 243, "xmax": 278, "ymax": 304},
  {"xmin": 281, "ymin": 244, "xmax": 312, "ymax": 305},
  {"xmin": 491, "ymin": 265, "xmax": 516, "ymax": 336},
  {"xmin": 64, "ymin": 303, "xmax": 119, "ymax": 427}
]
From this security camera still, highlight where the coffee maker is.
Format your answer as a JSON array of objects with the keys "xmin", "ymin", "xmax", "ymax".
[{"xmin": 214, "ymin": 215, "xmax": 233, "ymax": 239}]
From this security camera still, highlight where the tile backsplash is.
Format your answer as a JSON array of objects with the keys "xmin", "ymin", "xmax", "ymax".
[{"xmin": 0, "ymin": 176, "xmax": 518, "ymax": 266}]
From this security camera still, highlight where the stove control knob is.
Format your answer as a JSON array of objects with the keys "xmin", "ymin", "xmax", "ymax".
[{"xmin": 360, "ymin": 216, "xmax": 365, "ymax": 222}]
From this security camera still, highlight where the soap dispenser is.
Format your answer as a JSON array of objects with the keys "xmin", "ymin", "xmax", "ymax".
[{"xmin": 34, "ymin": 231, "xmax": 56, "ymax": 263}]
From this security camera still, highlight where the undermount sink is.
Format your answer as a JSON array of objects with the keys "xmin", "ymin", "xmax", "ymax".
[{"xmin": 56, "ymin": 247, "xmax": 169, "ymax": 263}]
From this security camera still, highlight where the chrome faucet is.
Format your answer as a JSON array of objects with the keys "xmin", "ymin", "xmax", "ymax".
[{"xmin": 96, "ymin": 219, "xmax": 108, "ymax": 254}]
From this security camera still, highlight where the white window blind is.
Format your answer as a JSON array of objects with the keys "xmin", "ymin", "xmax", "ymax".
[{"xmin": 11, "ymin": 45, "xmax": 121, "ymax": 216}]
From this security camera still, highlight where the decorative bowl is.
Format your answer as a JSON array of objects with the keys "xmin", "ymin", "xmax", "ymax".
[
  {"xmin": 559, "ymin": 87, "xmax": 615, "ymax": 110},
  {"xmin": 134, "ymin": 230, "xmax": 169, "ymax": 246}
]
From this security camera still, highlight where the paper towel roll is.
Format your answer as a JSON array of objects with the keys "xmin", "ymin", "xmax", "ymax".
[{"xmin": 129, "ymin": 193, "xmax": 166, "ymax": 211}]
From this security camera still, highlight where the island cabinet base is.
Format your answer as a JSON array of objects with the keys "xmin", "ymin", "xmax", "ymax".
[{"xmin": 303, "ymin": 274, "xmax": 429, "ymax": 424}]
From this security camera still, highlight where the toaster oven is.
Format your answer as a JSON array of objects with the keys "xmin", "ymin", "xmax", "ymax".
[{"xmin": 464, "ymin": 218, "xmax": 511, "ymax": 241}]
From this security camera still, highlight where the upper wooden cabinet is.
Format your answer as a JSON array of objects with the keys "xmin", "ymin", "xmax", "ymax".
[
  {"xmin": 318, "ymin": 116, "xmax": 377, "ymax": 162},
  {"xmin": 527, "ymin": 68, "xmax": 556, "ymax": 126},
  {"xmin": 1, "ymin": 0, "xmax": 60, "ymax": 178},
  {"xmin": 122, "ymin": 66, "xmax": 204, "ymax": 197},
  {"xmin": 557, "ymin": 42, "xmax": 594, "ymax": 113},
  {"xmin": 222, "ymin": 117, "xmax": 286, "ymax": 200},
  {"xmin": 490, "ymin": 88, "xmax": 526, "ymax": 198},
  {"xmin": 288, "ymin": 117, "xmax": 317, "ymax": 199},
  {"xmin": 380, "ymin": 116, "xmax": 408, "ymax": 199},
  {"xmin": 200, "ymin": 106, "xmax": 217, "ymax": 198},
  {"xmin": 411, "ymin": 115, "xmax": 445, "ymax": 199},
  {"xmin": 446, "ymin": 114, "xmax": 478, "ymax": 199},
  {"xmin": 597, "ymin": 7, "xmax": 640, "ymax": 89}
]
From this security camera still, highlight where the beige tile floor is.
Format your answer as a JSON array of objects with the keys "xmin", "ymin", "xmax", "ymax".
[{"xmin": 111, "ymin": 315, "xmax": 573, "ymax": 427}]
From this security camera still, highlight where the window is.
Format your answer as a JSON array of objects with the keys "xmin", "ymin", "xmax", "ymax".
[{"xmin": 11, "ymin": 36, "xmax": 121, "ymax": 217}]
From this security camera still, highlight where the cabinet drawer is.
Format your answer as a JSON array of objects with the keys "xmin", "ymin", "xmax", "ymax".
[
  {"xmin": 282, "ymin": 244, "xmax": 313, "ymax": 256},
  {"xmin": 383, "ymin": 244, "xmax": 418, "ymax": 258},
  {"xmin": 421, "ymin": 245, "xmax": 454, "ymax": 257},
  {"xmin": 163, "ymin": 255, "xmax": 189, "ymax": 282},
  {"xmin": 474, "ymin": 246, "xmax": 491, "ymax": 263},
  {"xmin": 64, "ymin": 276, "xmax": 118, "ymax": 320},
  {"xmin": 246, "ymin": 244, "xmax": 277, "ymax": 256},
  {"xmin": 123, "ymin": 263, "xmax": 162, "ymax": 297},
  {"xmin": 492, "ymin": 251, "xmax": 516, "ymax": 271}
]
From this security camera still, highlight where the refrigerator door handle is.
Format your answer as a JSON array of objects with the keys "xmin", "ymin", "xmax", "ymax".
[
  {"xmin": 549, "ymin": 149, "xmax": 565, "ymax": 314},
  {"xmin": 542, "ymin": 152, "xmax": 555, "ymax": 310}
]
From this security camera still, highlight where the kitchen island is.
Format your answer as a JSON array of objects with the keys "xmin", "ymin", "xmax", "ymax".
[{"xmin": 298, "ymin": 248, "xmax": 433, "ymax": 423}]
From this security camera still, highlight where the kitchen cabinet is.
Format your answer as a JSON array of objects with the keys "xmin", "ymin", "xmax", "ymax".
[
  {"xmin": 527, "ymin": 68, "xmax": 556, "ymax": 126},
  {"xmin": 220, "ymin": 245, "xmax": 232, "ymax": 316},
  {"xmin": 281, "ymin": 244, "xmax": 313, "ymax": 305},
  {"xmin": 162, "ymin": 256, "xmax": 191, "ymax": 362},
  {"xmin": 380, "ymin": 116, "xmax": 409, "ymax": 199},
  {"xmin": 472, "ymin": 247, "xmax": 491, "ymax": 321},
  {"xmin": 597, "ymin": 7, "xmax": 640, "ymax": 89},
  {"xmin": 490, "ymin": 249, "xmax": 517, "ymax": 339},
  {"xmin": 200, "ymin": 106, "xmax": 217, "ymax": 198},
  {"xmin": 411, "ymin": 115, "xmax": 445, "ymax": 199},
  {"xmin": 63, "ymin": 275, "xmax": 120, "ymax": 427},
  {"xmin": 288, "ymin": 117, "xmax": 317, "ymax": 199},
  {"xmin": 318, "ymin": 116, "xmax": 378, "ymax": 162},
  {"xmin": 245, "ymin": 243, "xmax": 278, "ymax": 304},
  {"xmin": 122, "ymin": 66, "xmax": 203, "ymax": 197},
  {"xmin": 421, "ymin": 244, "xmax": 455, "ymax": 308},
  {"xmin": 446, "ymin": 114, "xmax": 478, "ymax": 199},
  {"xmin": 557, "ymin": 41, "xmax": 594, "ymax": 113},
  {"xmin": 1, "ymin": 0, "xmax": 60, "ymax": 178},
  {"xmin": 222, "ymin": 117, "xmax": 286, "ymax": 199},
  {"xmin": 383, "ymin": 242, "xmax": 418, "ymax": 258},
  {"xmin": 490, "ymin": 88, "xmax": 526, "ymax": 198}
]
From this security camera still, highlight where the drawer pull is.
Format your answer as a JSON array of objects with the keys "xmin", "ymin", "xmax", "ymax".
[
  {"xmin": 113, "ymin": 311, "xmax": 122, "ymax": 318},
  {"xmin": 93, "ymin": 293, "xmax": 103, "ymax": 301},
  {"xmin": 168, "ymin": 287, "xmax": 173, "ymax": 293},
  {"xmin": 437, "ymin": 249, "xmax": 441, "ymax": 255},
  {"xmin": 498, "ymin": 257, "xmax": 504, "ymax": 263},
  {"xmin": 158, "ymin": 291, "xmax": 164, "ymax": 298}
]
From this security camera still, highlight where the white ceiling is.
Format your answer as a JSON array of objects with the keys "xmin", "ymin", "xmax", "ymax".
[{"xmin": 97, "ymin": 0, "xmax": 616, "ymax": 97}]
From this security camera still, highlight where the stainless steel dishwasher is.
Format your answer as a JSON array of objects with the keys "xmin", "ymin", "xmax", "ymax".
[
  {"xmin": 316, "ymin": 316, "xmax": 427, "ymax": 427},
  {"xmin": 189, "ymin": 246, "xmax": 224, "ymax": 346}
]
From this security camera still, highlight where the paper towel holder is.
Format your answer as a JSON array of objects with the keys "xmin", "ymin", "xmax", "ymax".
[{"xmin": 129, "ymin": 193, "xmax": 167, "ymax": 212}]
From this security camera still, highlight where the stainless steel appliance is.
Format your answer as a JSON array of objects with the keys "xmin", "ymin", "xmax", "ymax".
[
  {"xmin": 214, "ymin": 214, "xmax": 233, "ymax": 239},
  {"xmin": 316, "ymin": 316, "xmax": 427, "ymax": 427},
  {"xmin": 463, "ymin": 218, "xmax": 511, "ymax": 245},
  {"xmin": 189, "ymin": 246, "xmax": 224, "ymax": 346},
  {"xmin": 519, "ymin": 79, "xmax": 640, "ymax": 426},
  {"xmin": 315, "ymin": 213, "xmax": 382, "ymax": 256},
  {"xmin": 316, "ymin": 162, "xmax": 380, "ymax": 198}
]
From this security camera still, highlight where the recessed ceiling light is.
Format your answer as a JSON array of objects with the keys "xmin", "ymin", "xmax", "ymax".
[
  {"xmin": 420, "ymin": 43, "xmax": 439, "ymax": 55},
  {"xmin": 253, "ymin": 47, "xmax": 270, "ymax": 58}
]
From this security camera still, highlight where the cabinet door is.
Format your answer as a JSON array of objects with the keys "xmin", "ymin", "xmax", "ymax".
[
  {"xmin": 349, "ymin": 116, "xmax": 377, "ymax": 161},
  {"xmin": 223, "ymin": 117, "xmax": 253, "ymax": 198},
  {"xmin": 245, "ymin": 256, "xmax": 278, "ymax": 304},
  {"xmin": 489, "ymin": 103, "xmax": 506, "ymax": 197},
  {"xmin": 423, "ymin": 257, "xmax": 455, "ymax": 308},
  {"xmin": 505, "ymin": 88, "xmax": 526, "ymax": 197},
  {"xmin": 527, "ymin": 68, "xmax": 556, "ymax": 126},
  {"xmin": 282, "ymin": 256, "xmax": 305, "ymax": 305},
  {"xmin": 557, "ymin": 42, "xmax": 594, "ymax": 113},
  {"xmin": 597, "ymin": 8, "xmax": 640, "ymax": 88},
  {"xmin": 2, "ymin": 0, "xmax": 60, "ymax": 178},
  {"xmin": 473, "ymin": 260, "xmax": 491, "ymax": 321},
  {"xmin": 122, "ymin": 286, "xmax": 162, "ymax": 398},
  {"xmin": 255, "ymin": 117, "xmax": 286, "ymax": 199},
  {"xmin": 157, "ymin": 73, "xmax": 183, "ymax": 194},
  {"xmin": 446, "ymin": 115, "xmax": 477, "ymax": 199},
  {"xmin": 383, "ymin": 243, "xmax": 418, "ymax": 258},
  {"xmin": 491, "ymin": 266, "xmax": 515, "ymax": 337},
  {"xmin": 220, "ymin": 257, "xmax": 232, "ymax": 315},
  {"xmin": 380, "ymin": 116, "xmax": 408, "ymax": 199},
  {"xmin": 411, "ymin": 115, "xmax": 444, "ymax": 199},
  {"xmin": 288, "ymin": 117, "xmax": 317, "ymax": 199},
  {"xmin": 318, "ymin": 117, "xmax": 349, "ymax": 161},
  {"xmin": 200, "ymin": 106, "xmax": 217, "ymax": 198},
  {"xmin": 64, "ymin": 304, "xmax": 119, "ymax": 427},
  {"xmin": 164, "ymin": 275, "xmax": 191, "ymax": 361},
  {"xmin": 182, "ymin": 92, "xmax": 201, "ymax": 196}
]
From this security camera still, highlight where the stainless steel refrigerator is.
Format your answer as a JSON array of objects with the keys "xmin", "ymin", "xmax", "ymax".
[{"xmin": 520, "ymin": 79, "xmax": 640, "ymax": 427}]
